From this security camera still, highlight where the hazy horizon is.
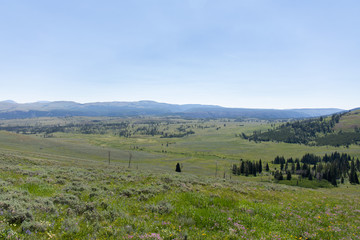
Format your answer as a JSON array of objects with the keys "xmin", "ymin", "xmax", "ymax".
[
  {"xmin": 0, "ymin": 98, "xmax": 352, "ymax": 111},
  {"xmin": 1, "ymin": 1, "xmax": 359, "ymax": 109}
]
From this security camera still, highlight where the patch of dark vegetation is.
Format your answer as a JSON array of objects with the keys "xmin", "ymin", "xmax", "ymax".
[
  {"xmin": 270, "ymin": 152, "xmax": 360, "ymax": 187},
  {"xmin": 0, "ymin": 119, "xmax": 199, "ymax": 139}
]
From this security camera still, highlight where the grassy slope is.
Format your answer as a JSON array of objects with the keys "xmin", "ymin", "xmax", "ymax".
[
  {"xmin": 335, "ymin": 109, "xmax": 360, "ymax": 132},
  {"xmin": 0, "ymin": 152, "xmax": 360, "ymax": 239}
]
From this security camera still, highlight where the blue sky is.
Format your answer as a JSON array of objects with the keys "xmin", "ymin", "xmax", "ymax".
[{"xmin": 0, "ymin": 0, "xmax": 359, "ymax": 109}]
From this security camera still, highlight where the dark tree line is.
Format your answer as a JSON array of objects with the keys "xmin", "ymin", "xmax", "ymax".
[
  {"xmin": 272, "ymin": 152, "xmax": 360, "ymax": 186},
  {"xmin": 0, "ymin": 121, "xmax": 196, "ymax": 138},
  {"xmin": 232, "ymin": 159, "xmax": 262, "ymax": 177},
  {"xmin": 0, "ymin": 122, "xmax": 130, "ymax": 135}
]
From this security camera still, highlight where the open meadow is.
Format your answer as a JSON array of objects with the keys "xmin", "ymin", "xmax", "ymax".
[
  {"xmin": 0, "ymin": 116, "xmax": 360, "ymax": 239},
  {"xmin": 1, "ymin": 116, "xmax": 359, "ymax": 176}
]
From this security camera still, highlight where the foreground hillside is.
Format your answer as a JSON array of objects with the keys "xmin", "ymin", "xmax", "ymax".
[{"xmin": 0, "ymin": 152, "xmax": 359, "ymax": 239}]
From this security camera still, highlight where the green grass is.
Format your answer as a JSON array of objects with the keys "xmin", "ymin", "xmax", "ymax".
[
  {"xmin": 275, "ymin": 178, "xmax": 333, "ymax": 189},
  {"xmin": 20, "ymin": 182, "xmax": 56, "ymax": 197},
  {"xmin": 0, "ymin": 117, "xmax": 360, "ymax": 238},
  {"xmin": 0, "ymin": 152, "xmax": 359, "ymax": 239}
]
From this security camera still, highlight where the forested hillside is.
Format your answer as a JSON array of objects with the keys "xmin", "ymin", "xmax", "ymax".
[{"xmin": 246, "ymin": 110, "xmax": 360, "ymax": 146}]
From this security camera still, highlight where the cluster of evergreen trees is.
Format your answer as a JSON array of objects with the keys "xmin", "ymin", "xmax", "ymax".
[
  {"xmin": 232, "ymin": 159, "xmax": 263, "ymax": 176},
  {"xmin": 233, "ymin": 152, "xmax": 360, "ymax": 187},
  {"xmin": 272, "ymin": 152, "xmax": 360, "ymax": 186}
]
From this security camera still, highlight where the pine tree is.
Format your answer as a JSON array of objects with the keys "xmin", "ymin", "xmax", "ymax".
[
  {"xmin": 331, "ymin": 175, "xmax": 337, "ymax": 186},
  {"xmin": 274, "ymin": 170, "xmax": 283, "ymax": 180},
  {"xmin": 236, "ymin": 164, "xmax": 241, "ymax": 175},
  {"xmin": 350, "ymin": 160, "xmax": 355, "ymax": 184},
  {"xmin": 350, "ymin": 160, "xmax": 359, "ymax": 184},
  {"xmin": 330, "ymin": 166, "xmax": 337, "ymax": 186},
  {"xmin": 232, "ymin": 164, "xmax": 237, "ymax": 175},
  {"xmin": 254, "ymin": 161, "xmax": 259, "ymax": 175},
  {"xmin": 175, "ymin": 163, "xmax": 181, "ymax": 172},
  {"xmin": 279, "ymin": 172, "xmax": 283, "ymax": 180},
  {"xmin": 308, "ymin": 172, "xmax": 313, "ymax": 181},
  {"xmin": 265, "ymin": 163, "xmax": 270, "ymax": 172},
  {"xmin": 355, "ymin": 172, "xmax": 360, "ymax": 184},
  {"xmin": 240, "ymin": 161, "xmax": 245, "ymax": 174},
  {"xmin": 286, "ymin": 171, "xmax": 292, "ymax": 180},
  {"xmin": 259, "ymin": 159, "xmax": 263, "ymax": 173},
  {"xmin": 306, "ymin": 168, "xmax": 311, "ymax": 178},
  {"xmin": 244, "ymin": 164, "xmax": 249, "ymax": 176}
]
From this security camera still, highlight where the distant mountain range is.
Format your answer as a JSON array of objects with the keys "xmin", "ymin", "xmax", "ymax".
[{"xmin": 0, "ymin": 100, "xmax": 346, "ymax": 120}]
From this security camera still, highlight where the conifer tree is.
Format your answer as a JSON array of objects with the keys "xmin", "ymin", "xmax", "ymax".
[
  {"xmin": 240, "ymin": 161, "xmax": 245, "ymax": 174},
  {"xmin": 265, "ymin": 163, "xmax": 270, "ymax": 172},
  {"xmin": 175, "ymin": 163, "xmax": 181, "ymax": 172},
  {"xmin": 236, "ymin": 164, "xmax": 241, "ymax": 175},
  {"xmin": 244, "ymin": 165, "xmax": 249, "ymax": 176},
  {"xmin": 232, "ymin": 164, "xmax": 237, "ymax": 175},
  {"xmin": 286, "ymin": 171, "xmax": 292, "ymax": 180},
  {"xmin": 279, "ymin": 172, "xmax": 283, "ymax": 180},
  {"xmin": 308, "ymin": 172, "xmax": 313, "ymax": 181},
  {"xmin": 331, "ymin": 175, "xmax": 337, "ymax": 186},
  {"xmin": 350, "ymin": 160, "xmax": 359, "ymax": 184},
  {"xmin": 330, "ymin": 166, "xmax": 337, "ymax": 186}
]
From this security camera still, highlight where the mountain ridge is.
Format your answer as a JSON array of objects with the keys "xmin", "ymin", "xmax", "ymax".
[{"xmin": 0, "ymin": 100, "xmax": 346, "ymax": 120}]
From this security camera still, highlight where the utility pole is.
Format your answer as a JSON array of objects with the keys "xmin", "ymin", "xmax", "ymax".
[
  {"xmin": 229, "ymin": 164, "xmax": 232, "ymax": 180},
  {"xmin": 128, "ymin": 152, "xmax": 132, "ymax": 168},
  {"xmin": 215, "ymin": 161, "xmax": 218, "ymax": 177}
]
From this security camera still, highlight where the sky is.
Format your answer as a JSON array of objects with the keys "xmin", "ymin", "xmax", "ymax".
[{"xmin": 0, "ymin": 0, "xmax": 359, "ymax": 109}]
